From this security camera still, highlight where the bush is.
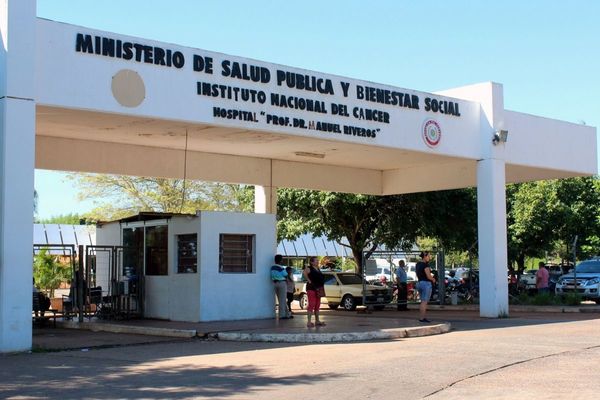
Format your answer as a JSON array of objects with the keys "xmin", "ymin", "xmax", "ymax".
[
  {"xmin": 531, "ymin": 292, "xmax": 554, "ymax": 306},
  {"xmin": 33, "ymin": 248, "xmax": 72, "ymax": 298}
]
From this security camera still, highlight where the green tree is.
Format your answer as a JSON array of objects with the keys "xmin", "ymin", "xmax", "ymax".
[
  {"xmin": 69, "ymin": 173, "xmax": 253, "ymax": 221},
  {"xmin": 277, "ymin": 188, "xmax": 477, "ymax": 274},
  {"xmin": 33, "ymin": 248, "xmax": 72, "ymax": 298},
  {"xmin": 37, "ymin": 213, "xmax": 88, "ymax": 225},
  {"xmin": 507, "ymin": 176, "xmax": 600, "ymax": 270}
]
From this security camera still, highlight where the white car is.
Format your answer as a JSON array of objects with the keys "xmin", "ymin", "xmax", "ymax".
[
  {"xmin": 298, "ymin": 272, "xmax": 393, "ymax": 311},
  {"xmin": 365, "ymin": 259, "xmax": 394, "ymax": 282},
  {"xmin": 520, "ymin": 270, "xmax": 538, "ymax": 290}
]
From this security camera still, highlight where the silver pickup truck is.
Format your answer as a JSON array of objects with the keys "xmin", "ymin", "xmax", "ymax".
[{"xmin": 555, "ymin": 258, "xmax": 600, "ymax": 303}]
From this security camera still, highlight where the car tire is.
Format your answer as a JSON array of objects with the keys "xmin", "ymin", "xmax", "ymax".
[
  {"xmin": 328, "ymin": 304, "xmax": 339, "ymax": 310},
  {"xmin": 342, "ymin": 295, "xmax": 356, "ymax": 311},
  {"xmin": 374, "ymin": 305, "xmax": 385, "ymax": 311},
  {"xmin": 595, "ymin": 299, "xmax": 600, "ymax": 305},
  {"xmin": 299, "ymin": 293, "xmax": 308, "ymax": 310}
]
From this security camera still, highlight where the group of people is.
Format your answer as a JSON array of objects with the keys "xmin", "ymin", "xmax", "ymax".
[
  {"xmin": 272, "ymin": 251, "xmax": 436, "ymax": 327},
  {"xmin": 271, "ymin": 255, "xmax": 326, "ymax": 327}
]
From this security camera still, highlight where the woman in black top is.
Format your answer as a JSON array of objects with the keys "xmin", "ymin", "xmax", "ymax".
[
  {"xmin": 303, "ymin": 256, "xmax": 326, "ymax": 328},
  {"xmin": 416, "ymin": 251, "xmax": 436, "ymax": 323}
]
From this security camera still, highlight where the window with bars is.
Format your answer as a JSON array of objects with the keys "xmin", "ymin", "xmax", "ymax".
[{"xmin": 219, "ymin": 234, "xmax": 254, "ymax": 273}]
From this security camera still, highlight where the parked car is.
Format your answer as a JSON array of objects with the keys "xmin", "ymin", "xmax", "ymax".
[
  {"xmin": 555, "ymin": 258, "xmax": 600, "ymax": 304},
  {"xmin": 292, "ymin": 269, "xmax": 306, "ymax": 302},
  {"xmin": 365, "ymin": 259, "xmax": 417, "ymax": 282},
  {"xmin": 365, "ymin": 259, "xmax": 394, "ymax": 282},
  {"xmin": 520, "ymin": 270, "xmax": 538, "ymax": 290},
  {"xmin": 365, "ymin": 265, "xmax": 391, "ymax": 283},
  {"xmin": 298, "ymin": 271, "xmax": 393, "ymax": 311}
]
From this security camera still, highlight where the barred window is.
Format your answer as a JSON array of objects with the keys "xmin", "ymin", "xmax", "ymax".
[{"xmin": 219, "ymin": 234, "xmax": 254, "ymax": 273}]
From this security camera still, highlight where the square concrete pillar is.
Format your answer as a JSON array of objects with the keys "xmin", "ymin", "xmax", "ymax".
[
  {"xmin": 0, "ymin": 0, "xmax": 36, "ymax": 352},
  {"xmin": 477, "ymin": 158, "xmax": 509, "ymax": 317},
  {"xmin": 254, "ymin": 185, "xmax": 277, "ymax": 215}
]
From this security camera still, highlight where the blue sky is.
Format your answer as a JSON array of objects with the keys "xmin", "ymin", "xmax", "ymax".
[{"xmin": 35, "ymin": 0, "xmax": 600, "ymax": 219}]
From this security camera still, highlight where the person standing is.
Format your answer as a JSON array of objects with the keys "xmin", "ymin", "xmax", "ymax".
[
  {"xmin": 536, "ymin": 261, "xmax": 549, "ymax": 294},
  {"xmin": 416, "ymin": 252, "xmax": 436, "ymax": 323},
  {"xmin": 271, "ymin": 254, "xmax": 290, "ymax": 319},
  {"xmin": 395, "ymin": 260, "xmax": 408, "ymax": 311},
  {"xmin": 303, "ymin": 256, "xmax": 326, "ymax": 328}
]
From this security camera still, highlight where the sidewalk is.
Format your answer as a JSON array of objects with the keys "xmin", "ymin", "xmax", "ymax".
[{"xmin": 32, "ymin": 303, "xmax": 600, "ymax": 352}]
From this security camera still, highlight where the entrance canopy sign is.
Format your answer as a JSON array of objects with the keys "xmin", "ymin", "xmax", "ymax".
[
  {"xmin": 35, "ymin": 19, "xmax": 596, "ymax": 196},
  {"xmin": 42, "ymin": 22, "xmax": 475, "ymax": 153}
]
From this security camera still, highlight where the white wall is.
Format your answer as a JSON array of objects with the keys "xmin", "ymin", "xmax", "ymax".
[
  {"xmin": 199, "ymin": 211, "xmax": 276, "ymax": 322},
  {"xmin": 166, "ymin": 216, "xmax": 200, "ymax": 321},
  {"xmin": 94, "ymin": 223, "xmax": 120, "ymax": 292}
]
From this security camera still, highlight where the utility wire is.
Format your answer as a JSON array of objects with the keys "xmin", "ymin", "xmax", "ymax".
[{"xmin": 179, "ymin": 129, "xmax": 189, "ymax": 213}]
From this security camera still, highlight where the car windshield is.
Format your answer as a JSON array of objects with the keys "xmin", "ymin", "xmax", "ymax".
[
  {"xmin": 337, "ymin": 274, "xmax": 364, "ymax": 285},
  {"xmin": 575, "ymin": 261, "xmax": 600, "ymax": 274}
]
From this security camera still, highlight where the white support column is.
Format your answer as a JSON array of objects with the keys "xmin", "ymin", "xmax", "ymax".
[
  {"xmin": 254, "ymin": 185, "xmax": 277, "ymax": 214},
  {"xmin": 0, "ymin": 0, "xmax": 36, "ymax": 352},
  {"xmin": 477, "ymin": 158, "xmax": 509, "ymax": 317},
  {"xmin": 441, "ymin": 82, "xmax": 509, "ymax": 317}
]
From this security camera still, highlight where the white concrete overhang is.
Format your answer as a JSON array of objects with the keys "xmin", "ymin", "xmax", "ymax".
[{"xmin": 34, "ymin": 19, "xmax": 598, "ymax": 195}]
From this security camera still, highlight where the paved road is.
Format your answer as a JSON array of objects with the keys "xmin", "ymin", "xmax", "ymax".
[{"xmin": 1, "ymin": 313, "xmax": 600, "ymax": 399}]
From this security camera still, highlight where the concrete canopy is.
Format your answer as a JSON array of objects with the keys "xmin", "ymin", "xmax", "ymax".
[{"xmin": 33, "ymin": 19, "xmax": 596, "ymax": 195}]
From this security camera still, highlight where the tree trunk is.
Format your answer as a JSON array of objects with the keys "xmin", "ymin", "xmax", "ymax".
[
  {"xmin": 516, "ymin": 253, "xmax": 526, "ymax": 275},
  {"xmin": 351, "ymin": 247, "xmax": 364, "ymax": 276}
]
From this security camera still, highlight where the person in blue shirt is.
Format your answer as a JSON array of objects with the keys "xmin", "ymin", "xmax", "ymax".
[
  {"xmin": 271, "ymin": 254, "xmax": 291, "ymax": 319},
  {"xmin": 395, "ymin": 260, "xmax": 408, "ymax": 311}
]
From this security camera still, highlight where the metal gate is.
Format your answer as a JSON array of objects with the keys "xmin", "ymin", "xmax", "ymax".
[
  {"xmin": 33, "ymin": 244, "xmax": 81, "ymax": 319},
  {"xmin": 85, "ymin": 245, "xmax": 143, "ymax": 320}
]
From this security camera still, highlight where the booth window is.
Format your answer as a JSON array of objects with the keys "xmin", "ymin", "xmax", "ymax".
[
  {"xmin": 122, "ymin": 227, "xmax": 144, "ymax": 277},
  {"xmin": 219, "ymin": 234, "xmax": 254, "ymax": 273},
  {"xmin": 177, "ymin": 234, "xmax": 198, "ymax": 273},
  {"xmin": 145, "ymin": 225, "xmax": 168, "ymax": 275}
]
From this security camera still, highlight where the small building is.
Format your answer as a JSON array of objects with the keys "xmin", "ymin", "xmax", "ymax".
[{"xmin": 96, "ymin": 211, "xmax": 276, "ymax": 322}]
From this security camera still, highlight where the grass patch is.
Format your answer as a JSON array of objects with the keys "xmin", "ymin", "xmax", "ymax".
[
  {"xmin": 509, "ymin": 291, "xmax": 583, "ymax": 307},
  {"xmin": 561, "ymin": 293, "xmax": 583, "ymax": 306},
  {"xmin": 530, "ymin": 292, "xmax": 554, "ymax": 306}
]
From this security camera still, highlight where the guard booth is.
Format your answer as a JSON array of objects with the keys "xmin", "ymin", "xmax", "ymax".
[{"xmin": 95, "ymin": 210, "xmax": 276, "ymax": 322}]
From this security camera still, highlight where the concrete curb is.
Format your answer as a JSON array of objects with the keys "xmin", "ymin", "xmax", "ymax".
[
  {"xmin": 215, "ymin": 323, "xmax": 451, "ymax": 343},
  {"xmin": 57, "ymin": 321, "xmax": 197, "ymax": 338},
  {"xmin": 424, "ymin": 304, "xmax": 600, "ymax": 313}
]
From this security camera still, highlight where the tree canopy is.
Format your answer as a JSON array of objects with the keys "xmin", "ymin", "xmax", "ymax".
[
  {"xmin": 69, "ymin": 174, "xmax": 253, "ymax": 221},
  {"xmin": 507, "ymin": 176, "xmax": 600, "ymax": 270},
  {"xmin": 277, "ymin": 188, "xmax": 477, "ymax": 273}
]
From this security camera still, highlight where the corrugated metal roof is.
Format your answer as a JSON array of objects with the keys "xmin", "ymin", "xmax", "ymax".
[{"xmin": 277, "ymin": 234, "xmax": 350, "ymax": 257}]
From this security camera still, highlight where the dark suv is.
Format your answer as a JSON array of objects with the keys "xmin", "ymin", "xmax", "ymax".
[{"xmin": 555, "ymin": 258, "xmax": 600, "ymax": 303}]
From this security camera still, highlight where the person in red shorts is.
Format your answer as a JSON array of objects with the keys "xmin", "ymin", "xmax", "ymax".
[{"xmin": 303, "ymin": 256, "xmax": 326, "ymax": 328}]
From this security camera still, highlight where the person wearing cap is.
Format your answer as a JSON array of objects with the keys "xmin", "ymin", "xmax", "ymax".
[{"xmin": 416, "ymin": 251, "xmax": 435, "ymax": 323}]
